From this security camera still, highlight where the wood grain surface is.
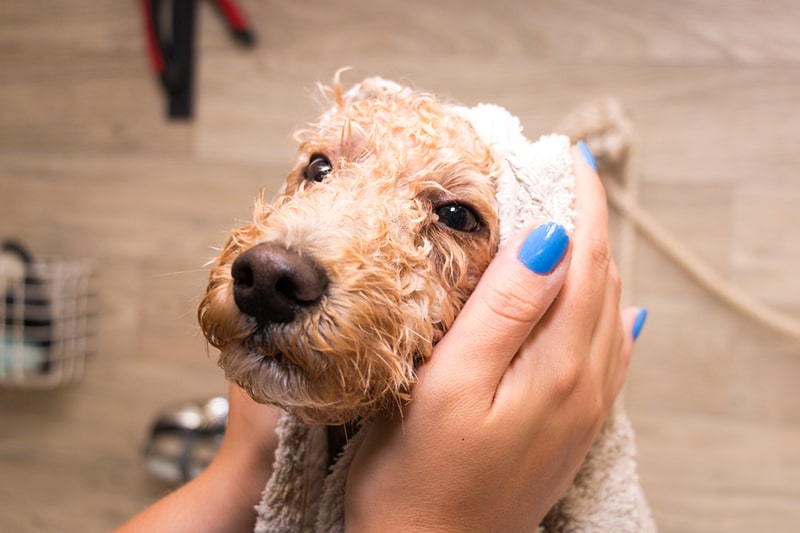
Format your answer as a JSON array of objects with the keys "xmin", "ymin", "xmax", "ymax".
[{"xmin": 1, "ymin": 1, "xmax": 798, "ymax": 531}]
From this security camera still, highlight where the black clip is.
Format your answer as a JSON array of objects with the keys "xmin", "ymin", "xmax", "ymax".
[{"xmin": 141, "ymin": 0, "xmax": 256, "ymax": 120}]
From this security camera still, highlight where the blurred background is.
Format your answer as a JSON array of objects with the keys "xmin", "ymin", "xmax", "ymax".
[{"xmin": 1, "ymin": 1, "xmax": 798, "ymax": 531}]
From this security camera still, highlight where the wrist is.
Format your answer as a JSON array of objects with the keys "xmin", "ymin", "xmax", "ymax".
[{"xmin": 213, "ymin": 433, "xmax": 274, "ymax": 500}]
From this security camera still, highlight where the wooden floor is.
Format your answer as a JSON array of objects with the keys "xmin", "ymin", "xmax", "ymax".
[{"xmin": 2, "ymin": 1, "xmax": 799, "ymax": 531}]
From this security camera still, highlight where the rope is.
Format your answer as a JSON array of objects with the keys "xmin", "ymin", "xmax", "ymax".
[
  {"xmin": 560, "ymin": 98, "xmax": 800, "ymax": 344},
  {"xmin": 603, "ymin": 177, "xmax": 800, "ymax": 343}
]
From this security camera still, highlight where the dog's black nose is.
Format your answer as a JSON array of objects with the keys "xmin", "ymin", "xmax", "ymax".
[{"xmin": 231, "ymin": 243, "xmax": 328, "ymax": 324}]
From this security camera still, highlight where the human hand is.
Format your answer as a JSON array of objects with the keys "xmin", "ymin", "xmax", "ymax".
[
  {"xmin": 344, "ymin": 143, "xmax": 646, "ymax": 532},
  {"xmin": 212, "ymin": 383, "xmax": 281, "ymax": 500},
  {"xmin": 116, "ymin": 383, "xmax": 280, "ymax": 533}
]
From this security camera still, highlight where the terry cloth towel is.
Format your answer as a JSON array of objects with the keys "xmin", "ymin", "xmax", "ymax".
[{"xmin": 254, "ymin": 78, "xmax": 656, "ymax": 532}]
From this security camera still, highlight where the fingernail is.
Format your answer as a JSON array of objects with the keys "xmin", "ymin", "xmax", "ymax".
[
  {"xmin": 577, "ymin": 140, "xmax": 597, "ymax": 172},
  {"xmin": 518, "ymin": 222, "xmax": 569, "ymax": 275},
  {"xmin": 632, "ymin": 308, "xmax": 648, "ymax": 341}
]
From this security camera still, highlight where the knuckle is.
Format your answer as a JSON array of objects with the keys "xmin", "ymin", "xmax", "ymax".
[
  {"xmin": 550, "ymin": 355, "xmax": 583, "ymax": 399},
  {"xmin": 481, "ymin": 276, "xmax": 545, "ymax": 326},
  {"xmin": 578, "ymin": 386, "xmax": 608, "ymax": 435},
  {"xmin": 589, "ymin": 389, "xmax": 608, "ymax": 421},
  {"xmin": 588, "ymin": 235, "xmax": 612, "ymax": 275}
]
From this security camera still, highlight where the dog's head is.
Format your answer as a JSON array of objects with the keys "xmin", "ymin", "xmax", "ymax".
[{"xmin": 198, "ymin": 77, "xmax": 502, "ymax": 425}]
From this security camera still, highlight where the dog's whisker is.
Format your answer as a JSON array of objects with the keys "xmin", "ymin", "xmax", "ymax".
[{"xmin": 154, "ymin": 268, "xmax": 209, "ymax": 277}]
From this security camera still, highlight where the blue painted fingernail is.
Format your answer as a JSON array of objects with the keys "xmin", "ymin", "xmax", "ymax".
[
  {"xmin": 518, "ymin": 222, "xmax": 569, "ymax": 275},
  {"xmin": 632, "ymin": 308, "xmax": 648, "ymax": 341},
  {"xmin": 577, "ymin": 140, "xmax": 597, "ymax": 171}
]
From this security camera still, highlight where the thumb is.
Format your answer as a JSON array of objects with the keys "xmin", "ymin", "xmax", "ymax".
[{"xmin": 420, "ymin": 221, "xmax": 572, "ymax": 400}]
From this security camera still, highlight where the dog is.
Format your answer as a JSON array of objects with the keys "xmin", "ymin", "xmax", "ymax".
[
  {"xmin": 199, "ymin": 77, "xmax": 500, "ymax": 427},
  {"xmin": 197, "ymin": 76, "xmax": 654, "ymax": 532}
]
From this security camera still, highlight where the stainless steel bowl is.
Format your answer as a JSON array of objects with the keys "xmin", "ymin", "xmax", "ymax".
[{"xmin": 143, "ymin": 397, "xmax": 228, "ymax": 483}]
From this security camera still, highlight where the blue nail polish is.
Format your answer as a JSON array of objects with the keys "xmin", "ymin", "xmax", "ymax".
[
  {"xmin": 577, "ymin": 140, "xmax": 597, "ymax": 172},
  {"xmin": 518, "ymin": 222, "xmax": 569, "ymax": 275},
  {"xmin": 632, "ymin": 308, "xmax": 648, "ymax": 341}
]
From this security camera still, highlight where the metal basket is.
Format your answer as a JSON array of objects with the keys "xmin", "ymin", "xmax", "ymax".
[{"xmin": 1, "ymin": 258, "xmax": 93, "ymax": 388}]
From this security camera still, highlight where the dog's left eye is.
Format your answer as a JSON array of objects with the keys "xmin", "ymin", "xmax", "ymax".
[
  {"xmin": 303, "ymin": 154, "xmax": 332, "ymax": 182},
  {"xmin": 434, "ymin": 204, "xmax": 481, "ymax": 233}
]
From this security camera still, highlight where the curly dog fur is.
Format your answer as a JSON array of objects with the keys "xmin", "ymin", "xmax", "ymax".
[{"xmin": 198, "ymin": 77, "xmax": 501, "ymax": 425}]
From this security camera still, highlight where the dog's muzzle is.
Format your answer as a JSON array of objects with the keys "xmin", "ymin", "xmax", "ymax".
[{"xmin": 231, "ymin": 243, "xmax": 328, "ymax": 324}]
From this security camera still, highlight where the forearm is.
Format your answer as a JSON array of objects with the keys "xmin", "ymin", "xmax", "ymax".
[
  {"xmin": 116, "ymin": 391, "xmax": 280, "ymax": 533},
  {"xmin": 115, "ymin": 451, "xmax": 269, "ymax": 533}
]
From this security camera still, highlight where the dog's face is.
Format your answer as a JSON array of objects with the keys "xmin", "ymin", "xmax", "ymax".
[{"xmin": 199, "ymin": 79, "xmax": 500, "ymax": 425}]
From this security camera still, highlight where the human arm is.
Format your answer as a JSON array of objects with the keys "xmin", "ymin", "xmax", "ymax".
[
  {"xmin": 344, "ymin": 143, "xmax": 645, "ymax": 532},
  {"xmin": 117, "ymin": 143, "xmax": 644, "ymax": 533},
  {"xmin": 115, "ymin": 384, "xmax": 281, "ymax": 533}
]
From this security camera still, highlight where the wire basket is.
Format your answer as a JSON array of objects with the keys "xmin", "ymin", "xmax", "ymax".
[{"xmin": 1, "ymin": 258, "xmax": 93, "ymax": 388}]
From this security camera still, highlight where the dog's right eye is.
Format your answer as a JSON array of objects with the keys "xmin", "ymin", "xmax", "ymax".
[
  {"xmin": 434, "ymin": 203, "xmax": 481, "ymax": 233},
  {"xmin": 303, "ymin": 154, "xmax": 332, "ymax": 182}
]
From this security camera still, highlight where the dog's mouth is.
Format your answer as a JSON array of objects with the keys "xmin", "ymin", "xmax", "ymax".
[
  {"xmin": 264, "ymin": 351, "xmax": 286, "ymax": 365},
  {"xmin": 253, "ymin": 349, "xmax": 288, "ymax": 368},
  {"xmin": 244, "ymin": 341, "xmax": 294, "ymax": 371},
  {"xmin": 237, "ymin": 330, "xmax": 316, "ymax": 377}
]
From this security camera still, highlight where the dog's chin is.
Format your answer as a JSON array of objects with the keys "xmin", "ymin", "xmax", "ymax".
[{"xmin": 217, "ymin": 341, "xmax": 383, "ymax": 426}]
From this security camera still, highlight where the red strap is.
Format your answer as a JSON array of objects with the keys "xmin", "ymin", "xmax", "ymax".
[
  {"xmin": 214, "ymin": 0, "xmax": 249, "ymax": 31},
  {"xmin": 140, "ymin": 0, "xmax": 164, "ymax": 74}
]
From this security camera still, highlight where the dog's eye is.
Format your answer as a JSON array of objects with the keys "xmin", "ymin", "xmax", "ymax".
[
  {"xmin": 303, "ymin": 154, "xmax": 332, "ymax": 182},
  {"xmin": 434, "ymin": 204, "xmax": 481, "ymax": 233}
]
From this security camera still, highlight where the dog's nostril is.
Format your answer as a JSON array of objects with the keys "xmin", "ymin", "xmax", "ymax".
[
  {"xmin": 274, "ymin": 277, "xmax": 307, "ymax": 303},
  {"xmin": 231, "ymin": 261, "xmax": 255, "ymax": 289},
  {"xmin": 274, "ymin": 277, "xmax": 294, "ymax": 300},
  {"xmin": 231, "ymin": 243, "xmax": 328, "ymax": 324}
]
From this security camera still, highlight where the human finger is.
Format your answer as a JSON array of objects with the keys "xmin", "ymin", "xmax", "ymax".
[
  {"xmin": 560, "ymin": 142, "xmax": 612, "ymax": 329},
  {"xmin": 495, "ymin": 143, "xmax": 619, "ymax": 409},
  {"xmin": 418, "ymin": 221, "xmax": 572, "ymax": 407},
  {"xmin": 587, "ymin": 304, "xmax": 645, "ymax": 418}
]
